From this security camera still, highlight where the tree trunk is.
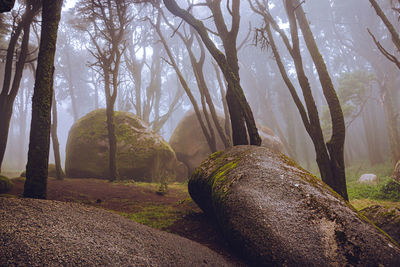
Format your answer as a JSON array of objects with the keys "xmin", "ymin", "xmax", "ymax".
[
  {"xmin": 51, "ymin": 72, "xmax": 63, "ymax": 180},
  {"xmin": 294, "ymin": 0, "xmax": 348, "ymax": 200},
  {"xmin": 0, "ymin": 1, "xmax": 38, "ymax": 172},
  {"xmin": 363, "ymin": 103, "xmax": 383, "ymax": 165},
  {"xmin": 381, "ymin": 83, "xmax": 400, "ymax": 164},
  {"xmin": 163, "ymin": 0, "xmax": 261, "ymax": 146},
  {"xmin": 24, "ymin": 0, "xmax": 63, "ymax": 199},
  {"xmin": 0, "ymin": 96, "xmax": 13, "ymax": 173},
  {"xmin": 106, "ymin": 102, "xmax": 118, "ymax": 181}
]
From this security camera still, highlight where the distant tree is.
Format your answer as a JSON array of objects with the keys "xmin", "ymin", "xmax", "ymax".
[
  {"xmin": 163, "ymin": 0, "xmax": 262, "ymax": 146},
  {"xmin": 250, "ymin": 0, "xmax": 348, "ymax": 200},
  {"xmin": 368, "ymin": 0, "xmax": 400, "ymax": 70},
  {"xmin": 0, "ymin": 0, "xmax": 41, "ymax": 173},
  {"xmin": 74, "ymin": 0, "xmax": 131, "ymax": 181},
  {"xmin": 23, "ymin": 0, "xmax": 63, "ymax": 199}
]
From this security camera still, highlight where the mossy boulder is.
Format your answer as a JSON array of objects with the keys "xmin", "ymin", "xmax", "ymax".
[
  {"xmin": 0, "ymin": 175, "xmax": 13, "ymax": 194},
  {"xmin": 189, "ymin": 146, "xmax": 400, "ymax": 266},
  {"xmin": 361, "ymin": 205, "xmax": 400, "ymax": 244},
  {"xmin": 65, "ymin": 109, "xmax": 186, "ymax": 182},
  {"xmin": 169, "ymin": 110, "xmax": 283, "ymax": 174}
]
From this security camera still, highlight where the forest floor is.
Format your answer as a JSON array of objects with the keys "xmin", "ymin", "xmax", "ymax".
[{"xmin": 1, "ymin": 176, "xmax": 240, "ymax": 262}]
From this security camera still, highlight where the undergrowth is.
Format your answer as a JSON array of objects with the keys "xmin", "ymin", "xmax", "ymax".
[{"xmin": 345, "ymin": 160, "xmax": 400, "ymax": 203}]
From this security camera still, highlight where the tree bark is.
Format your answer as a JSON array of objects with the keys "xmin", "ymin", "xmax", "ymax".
[
  {"xmin": 51, "ymin": 69, "xmax": 63, "ymax": 180},
  {"xmin": 24, "ymin": 0, "xmax": 63, "ymax": 199}
]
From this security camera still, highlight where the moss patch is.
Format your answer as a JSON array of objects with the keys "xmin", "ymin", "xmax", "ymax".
[{"xmin": 65, "ymin": 109, "xmax": 181, "ymax": 181}]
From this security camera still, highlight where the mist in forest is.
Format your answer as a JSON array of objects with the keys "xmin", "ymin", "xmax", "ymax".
[{"xmin": 0, "ymin": 0, "xmax": 398, "ymax": 176}]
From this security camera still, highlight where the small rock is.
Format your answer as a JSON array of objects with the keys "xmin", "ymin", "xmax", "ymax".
[{"xmin": 358, "ymin": 173, "xmax": 378, "ymax": 185}]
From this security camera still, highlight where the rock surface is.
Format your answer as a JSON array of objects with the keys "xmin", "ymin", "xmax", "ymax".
[
  {"xmin": 169, "ymin": 111, "xmax": 283, "ymax": 174},
  {"xmin": 0, "ymin": 197, "xmax": 235, "ymax": 266},
  {"xmin": 358, "ymin": 173, "xmax": 378, "ymax": 185},
  {"xmin": 189, "ymin": 146, "xmax": 400, "ymax": 266},
  {"xmin": 361, "ymin": 205, "xmax": 400, "ymax": 244},
  {"xmin": 65, "ymin": 109, "xmax": 186, "ymax": 182}
]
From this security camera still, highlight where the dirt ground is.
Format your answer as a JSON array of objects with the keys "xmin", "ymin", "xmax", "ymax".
[{"xmin": 3, "ymin": 177, "xmax": 241, "ymax": 263}]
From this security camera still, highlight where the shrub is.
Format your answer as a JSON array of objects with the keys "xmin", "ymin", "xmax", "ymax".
[{"xmin": 0, "ymin": 175, "xmax": 13, "ymax": 194}]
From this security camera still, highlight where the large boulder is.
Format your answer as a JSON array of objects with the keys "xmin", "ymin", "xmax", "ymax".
[
  {"xmin": 0, "ymin": 197, "xmax": 235, "ymax": 266},
  {"xmin": 66, "ymin": 109, "xmax": 187, "ymax": 182},
  {"xmin": 189, "ymin": 146, "xmax": 400, "ymax": 266},
  {"xmin": 169, "ymin": 110, "xmax": 283, "ymax": 174},
  {"xmin": 361, "ymin": 205, "xmax": 400, "ymax": 244}
]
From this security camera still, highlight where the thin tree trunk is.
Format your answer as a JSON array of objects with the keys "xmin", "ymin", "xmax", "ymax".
[
  {"xmin": 213, "ymin": 62, "xmax": 231, "ymax": 139},
  {"xmin": 106, "ymin": 101, "xmax": 118, "ymax": 181},
  {"xmin": 24, "ymin": 0, "xmax": 63, "ymax": 199},
  {"xmin": 0, "ymin": 2, "xmax": 38, "ymax": 172},
  {"xmin": 294, "ymin": 0, "xmax": 347, "ymax": 200},
  {"xmin": 51, "ymin": 69, "xmax": 63, "ymax": 180},
  {"xmin": 363, "ymin": 104, "xmax": 383, "ymax": 165},
  {"xmin": 163, "ymin": 0, "xmax": 261, "ymax": 146},
  {"xmin": 381, "ymin": 83, "xmax": 400, "ymax": 164},
  {"xmin": 0, "ymin": 96, "xmax": 13, "ymax": 173}
]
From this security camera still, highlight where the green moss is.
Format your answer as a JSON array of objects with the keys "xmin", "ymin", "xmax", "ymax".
[
  {"xmin": 66, "ymin": 109, "xmax": 178, "ymax": 181},
  {"xmin": 0, "ymin": 175, "xmax": 13, "ymax": 194},
  {"xmin": 119, "ymin": 205, "xmax": 183, "ymax": 230}
]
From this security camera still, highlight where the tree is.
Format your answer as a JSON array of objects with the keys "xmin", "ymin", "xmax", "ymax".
[
  {"xmin": 74, "ymin": 0, "xmax": 131, "ymax": 181},
  {"xmin": 23, "ymin": 0, "xmax": 63, "ymax": 199},
  {"xmin": 50, "ymin": 67, "xmax": 63, "ymax": 180},
  {"xmin": 0, "ymin": 0, "xmax": 41, "ymax": 173},
  {"xmin": 155, "ymin": 5, "xmax": 230, "ymax": 150},
  {"xmin": 163, "ymin": 0, "xmax": 261, "ymax": 146},
  {"xmin": 250, "ymin": 0, "xmax": 348, "ymax": 200},
  {"xmin": 368, "ymin": 0, "xmax": 400, "ymax": 69}
]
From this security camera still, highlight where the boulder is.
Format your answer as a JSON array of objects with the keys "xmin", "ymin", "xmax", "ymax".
[
  {"xmin": 169, "ymin": 110, "xmax": 283, "ymax": 174},
  {"xmin": 66, "ymin": 109, "xmax": 186, "ymax": 182},
  {"xmin": 0, "ymin": 197, "xmax": 234, "ymax": 266},
  {"xmin": 361, "ymin": 205, "xmax": 400, "ymax": 244},
  {"xmin": 189, "ymin": 146, "xmax": 400, "ymax": 266},
  {"xmin": 358, "ymin": 173, "xmax": 378, "ymax": 185},
  {"xmin": 0, "ymin": 175, "xmax": 13, "ymax": 194}
]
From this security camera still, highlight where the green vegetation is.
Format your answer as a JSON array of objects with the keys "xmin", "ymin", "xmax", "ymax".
[
  {"xmin": 345, "ymin": 160, "xmax": 400, "ymax": 208},
  {"xmin": 119, "ymin": 204, "xmax": 189, "ymax": 230},
  {"xmin": 0, "ymin": 175, "xmax": 13, "ymax": 193}
]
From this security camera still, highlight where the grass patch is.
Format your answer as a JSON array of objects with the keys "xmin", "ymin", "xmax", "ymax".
[
  {"xmin": 119, "ymin": 204, "xmax": 186, "ymax": 230},
  {"xmin": 350, "ymin": 199, "xmax": 400, "ymax": 210}
]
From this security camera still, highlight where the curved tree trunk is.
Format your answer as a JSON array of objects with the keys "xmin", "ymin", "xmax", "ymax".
[
  {"xmin": 24, "ymin": 0, "xmax": 63, "ymax": 199},
  {"xmin": 163, "ymin": 0, "xmax": 261, "ymax": 146}
]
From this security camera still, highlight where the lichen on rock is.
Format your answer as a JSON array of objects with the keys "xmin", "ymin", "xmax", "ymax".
[{"xmin": 189, "ymin": 145, "xmax": 400, "ymax": 266}]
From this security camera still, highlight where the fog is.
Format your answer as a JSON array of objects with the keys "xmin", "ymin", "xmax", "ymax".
[{"xmin": 1, "ymin": 0, "xmax": 399, "ymax": 174}]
